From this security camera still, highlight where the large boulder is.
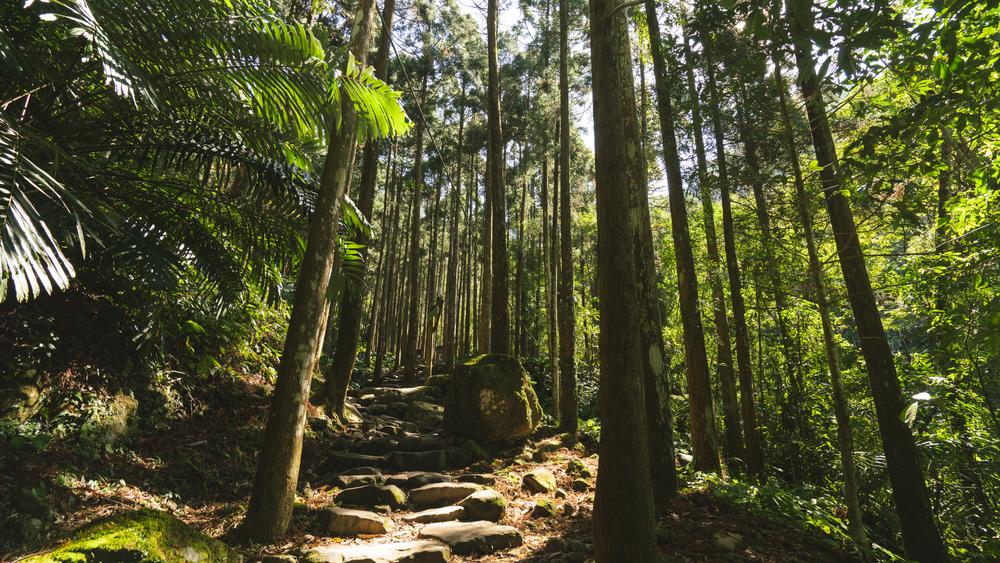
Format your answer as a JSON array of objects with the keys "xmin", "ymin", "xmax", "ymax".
[
  {"xmin": 443, "ymin": 354, "xmax": 541, "ymax": 442},
  {"xmin": 22, "ymin": 509, "xmax": 239, "ymax": 562}
]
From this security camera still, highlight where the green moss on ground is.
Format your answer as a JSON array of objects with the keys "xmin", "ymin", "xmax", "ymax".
[{"xmin": 22, "ymin": 509, "xmax": 240, "ymax": 562}]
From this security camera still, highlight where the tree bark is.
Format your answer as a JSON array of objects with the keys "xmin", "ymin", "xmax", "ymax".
[
  {"xmin": 422, "ymin": 173, "xmax": 444, "ymax": 380},
  {"xmin": 786, "ymin": 1, "xmax": 946, "ymax": 558},
  {"xmin": 646, "ymin": 0, "xmax": 719, "ymax": 473},
  {"xmin": 443, "ymin": 98, "xmax": 466, "ymax": 371},
  {"xmin": 242, "ymin": 0, "xmax": 377, "ymax": 541},
  {"xmin": 403, "ymin": 72, "xmax": 429, "ymax": 381},
  {"xmin": 589, "ymin": 2, "xmax": 660, "ymax": 560},
  {"xmin": 702, "ymin": 32, "xmax": 764, "ymax": 478}
]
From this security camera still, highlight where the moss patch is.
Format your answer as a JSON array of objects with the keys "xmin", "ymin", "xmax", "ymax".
[{"xmin": 22, "ymin": 509, "xmax": 240, "ymax": 562}]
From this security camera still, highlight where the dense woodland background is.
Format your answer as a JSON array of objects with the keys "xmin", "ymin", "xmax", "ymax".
[{"xmin": 1, "ymin": 0, "xmax": 998, "ymax": 560}]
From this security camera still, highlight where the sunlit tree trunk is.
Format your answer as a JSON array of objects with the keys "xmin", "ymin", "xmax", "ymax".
[
  {"xmin": 443, "ymin": 98, "xmax": 466, "ymax": 372},
  {"xmin": 786, "ymin": 1, "xmax": 947, "ymax": 558},
  {"xmin": 646, "ymin": 0, "xmax": 719, "ymax": 473},
  {"xmin": 403, "ymin": 72, "xmax": 429, "ymax": 381},
  {"xmin": 588, "ymin": 1, "xmax": 659, "ymax": 558},
  {"xmin": 422, "ymin": 174, "xmax": 444, "ymax": 380},
  {"xmin": 242, "ymin": 0, "xmax": 377, "ymax": 541}
]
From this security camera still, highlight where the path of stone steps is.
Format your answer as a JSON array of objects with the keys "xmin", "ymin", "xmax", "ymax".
[{"xmin": 287, "ymin": 373, "xmax": 530, "ymax": 563}]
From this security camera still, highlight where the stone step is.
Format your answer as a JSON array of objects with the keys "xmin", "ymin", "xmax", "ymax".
[
  {"xmin": 329, "ymin": 473, "xmax": 384, "ymax": 489},
  {"xmin": 319, "ymin": 507, "xmax": 393, "ymax": 537},
  {"xmin": 385, "ymin": 471, "xmax": 453, "ymax": 489},
  {"xmin": 301, "ymin": 540, "xmax": 451, "ymax": 563},
  {"xmin": 417, "ymin": 521, "xmax": 522, "ymax": 556},
  {"xmin": 387, "ymin": 450, "xmax": 447, "ymax": 471},
  {"xmin": 409, "ymin": 482, "xmax": 483, "ymax": 508},
  {"xmin": 402, "ymin": 505, "xmax": 464, "ymax": 524},
  {"xmin": 322, "ymin": 452, "xmax": 387, "ymax": 473},
  {"xmin": 456, "ymin": 489, "xmax": 506, "ymax": 522},
  {"xmin": 335, "ymin": 484, "xmax": 407, "ymax": 510}
]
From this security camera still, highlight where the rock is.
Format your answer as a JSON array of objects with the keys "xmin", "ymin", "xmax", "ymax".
[
  {"xmin": 262, "ymin": 555, "xmax": 297, "ymax": 563},
  {"xmin": 355, "ymin": 437, "xmax": 400, "ymax": 456},
  {"xmin": 713, "ymin": 531, "xmax": 742, "ymax": 551},
  {"xmin": 531, "ymin": 442, "xmax": 560, "ymax": 462},
  {"xmin": 402, "ymin": 506, "xmax": 465, "ymax": 523},
  {"xmin": 522, "ymin": 468, "xmax": 557, "ymax": 493},
  {"xmin": 0, "ymin": 372, "xmax": 43, "ymax": 422},
  {"xmin": 425, "ymin": 373, "xmax": 451, "ymax": 387},
  {"xmin": 443, "ymin": 354, "xmax": 542, "ymax": 443},
  {"xmin": 409, "ymin": 482, "xmax": 482, "ymax": 508},
  {"xmin": 386, "ymin": 472, "xmax": 453, "ymax": 489},
  {"xmin": 340, "ymin": 401, "xmax": 364, "ymax": 425},
  {"xmin": 531, "ymin": 499, "xmax": 557, "ymax": 518},
  {"xmin": 396, "ymin": 435, "xmax": 445, "ymax": 452},
  {"xmin": 323, "ymin": 452, "xmax": 387, "ymax": 472},
  {"xmin": 335, "ymin": 485, "xmax": 407, "ymax": 510},
  {"xmin": 563, "ymin": 503, "xmax": 575, "ymax": 516},
  {"xmin": 418, "ymin": 521, "xmax": 522, "ymax": 556},
  {"xmin": 456, "ymin": 489, "xmax": 506, "ymax": 522},
  {"xmin": 406, "ymin": 401, "xmax": 444, "ymax": 427},
  {"xmin": 21, "ymin": 509, "xmax": 238, "ymax": 562},
  {"xmin": 330, "ymin": 473, "xmax": 384, "ymax": 488},
  {"xmin": 302, "ymin": 540, "xmax": 451, "ymax": 563},
  {"xmin": 570, "ymin": 478, "xmax": 591, "ymax": 492},
  {"xmin": 336, "ymin": 466, "xmax": 383, "ymax": 476},
  {"xmin": 566, "ymin": 458, "xmax": 594, "ymax": 478},
  {"xmin": 555, "ymin": 489, "xmax": 567, "ymax": 499},
  {"xmin": 79, "ymin": 393, "xmax": 138, "ymax": 449},
  {"xmin": 456, "ymin": 473, "xmax": 496, "ymax": 485},
  {"xmin": 319, "ymin": 506, "xmax": 393, "ymax": 536},
  {"xmin": 388, "ymin": 450, "xmax": 447, "ymax": 471},
  {"xmin": 444, "ymin": 448, "xmax": 474, "ymax": 469}
]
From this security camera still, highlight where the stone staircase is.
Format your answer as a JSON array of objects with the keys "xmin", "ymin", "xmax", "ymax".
[{"xmin": 282, "ymin": 373, "xmax": 526, "ymax": 563}]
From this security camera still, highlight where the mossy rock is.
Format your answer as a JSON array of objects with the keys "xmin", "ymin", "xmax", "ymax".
[
  {"xmin": 444, "ymin": 354, "xmax": 542, "ymax": 443},
  {"xmin": 79, "ymin": 393, "xmax": 138, "ymax": 449},
  {"xmin": 22, "ymin": 509, "xmax": 240, "ymax": 562},
  {"xmin": 566, "ymin": 458, "xmax": 594, "ymax": 478},
  {"xmin": 531, "ymin": 499, "xmax": 557, "ymax": 518}
]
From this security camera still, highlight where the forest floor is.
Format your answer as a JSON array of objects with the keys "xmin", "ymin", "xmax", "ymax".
[{"xmin": 2, "ymin": 370, "xmax": 856, "ymax": 562}]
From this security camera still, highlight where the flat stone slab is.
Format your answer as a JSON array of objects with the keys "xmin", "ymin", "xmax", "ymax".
[
  {"xmin": 522, "ymin": 468, "xmax": 557, "ymax": 493},
  {"xmin": 388, "ymin": 450, "xmax": 447, "ymax": 471},
  {"xmin": 331, "ymin": 473, "xmax": 384, "ymax": 488},
  {"xmin": 409, "ymin": 482, "xmax": 482, "ymax": 508},
  {"xmin": 302, "ymin": 540, "xmax": 451, "ymax": 563},
  {"xmin": 324, "ymin": 451, "xmax": 387, "ymax": 472},
  {"xmin": 386, "ymin": 471, "xmax": 453, "ymax": 489},
  {"xmin": 418, "ymin": 521, "xmax": 523, "ymax": 556},
  {"xmin": 320, "ymin": 507, "xmax": 393, "ymax": 536},
  {"xmin": 402, "ymin": 505, "xmax": 465, "ymax": 524},
  {"xmin": 335, "ymin": 484, "xmax": 407, "ymax": 510},
  {"xmin": 456, "ymin": 473, "xmax": 496, "ymax": 485}
]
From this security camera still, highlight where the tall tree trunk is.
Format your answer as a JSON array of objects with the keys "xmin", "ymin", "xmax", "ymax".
[
  {"xmin": 321, "ymin": 0, "xmax": 396, "ymax": 418},
  {"xmin": 422, "ymin": 174, "xmax": 444, "ymax": 380},
  {"xmin": 374, "ymin": 162, "xmax": 405, "ymax": 383},
  {"xmin": 515, "ymin": 144, "xmax": 528, "ymax": 356},
  {"xmin": 552, "ymin": 123, "xmax": 563, "ymax": 415},
  {"xmin": 646, "ymin": 0, "xmax": 719, "ymax": 473},
  {"xmin": 588, "ymin": 1, "xmax": 659, "ymax": 558},
  {"xmin": 487, "ymin": 0, "xmax": 510, "ymax": 353},
  {"xmin": 683, "ymin": 28, "xmax": 744, "ymax": 465},
  {"xmin": 773, "ymin": 57, "xmax": 868, "ymax": 553},
  {"xmin": 702, "ymin": 33, "xmax": 764, "ymax": 478},
  {"xmin": 786, "ymin": 1, "xmax": 947, "ymax": 558},
  {"xmin": 443, "ymin": 101, "xmax": 466, "ymax": 372},
  {"xmin": 542, "ymin": 149, "xmax": 560, "ymax": 416},
  {"xmin": 478, "ymin": 150, "xmax": 492, "ymax": 352},
  {"xmin": 403, "ymin": 72, "xmax": 429, "ymax": 381},
  {"xmin": 558, "ymin": 0, "xmax": 577, "ymax": 433},
  {"xmin": 242, "ymin": 0, "xmax": 377, "ymax": 541}
]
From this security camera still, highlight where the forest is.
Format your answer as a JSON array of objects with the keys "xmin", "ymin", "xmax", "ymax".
[{"xmin": 1, "ymin": 0, "xmax": 997, "ymax": 561}]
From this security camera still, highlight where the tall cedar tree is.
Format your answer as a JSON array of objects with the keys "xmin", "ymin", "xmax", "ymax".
[
  {"xmin": 242, "ymin": 0, "xmax": 377, "ymax": 540},
  {"xmin": 487, "ymin": 0, "xmax": 510, "ymax": 353},
  {"xmin": 645, "ymin": 0, "xmax": 720, "ymax": 472},
  {"xmin": 785, "ymin": 0, "xmax": 947, "ymax": 558},
  {"xmin": 588, "ymin": 1, "xmax": 660, "ymax": 559},
  {"xmin": 557, "ymin": 0, "xmax": 577, "ymax": 433}
]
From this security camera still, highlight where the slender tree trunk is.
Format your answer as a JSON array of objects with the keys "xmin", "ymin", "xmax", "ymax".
[
  {"xmin": 242, "ymin": 0, "xmax": 377, "ymax": 541},
  {"xmin": 786, "ymin": 1, "xmax": 947, "ymax": 558},
  {"xmin": 542, "ymin": 150, "xmax": 560, "ymax": 416},
  {"xmin": 443, "ymin": 101, "xmax": 466, "ymax": 372},
  {"xmin": 374, "ymin": 164, "xmax": 404, "ymax": 383},
  {"xmin": 422, "ymin": 175, "xmax": 444, "ymax": 380},
  {"xmin": 683, "ymin": 28, "xmax": 744, "ymax": 466},
  {"xmin": 552, "ymin": 122, "xmax": 563, "ymax": 415},
  {"xmin": 403, "ymin": 73, "xmax": 429, "ymax": 381},
  {"xmin": 478, "ymin": 150, "xmax": 492, "ymax": 352},
  {"xmin": 515, "ymin": 144, "xmax": 528, "ymax": 356},
  {"xmin": 588, "ymin": 2, "xmax": 658, "ymax": 558},
  {"xmin": 558, "ymin": 0, "xmax": 577, "ymax": 433},
  {"xmin": 702, "ymin": 34, "xmax": 764, "ymax": 478},
  {"xmin": 322, "ymin": 0, "xmax": 396, "ymax": 417},
  {"xmin": 646, "ymin": 0, "xmax": 719, "ymax": 472},
  {"xmin": 773, "ymin": 57, "xmax": 868, "ymax": 553},
  {"xmin": 487, "ymin": 0, "xmax": 510, "ymax": 353}
]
